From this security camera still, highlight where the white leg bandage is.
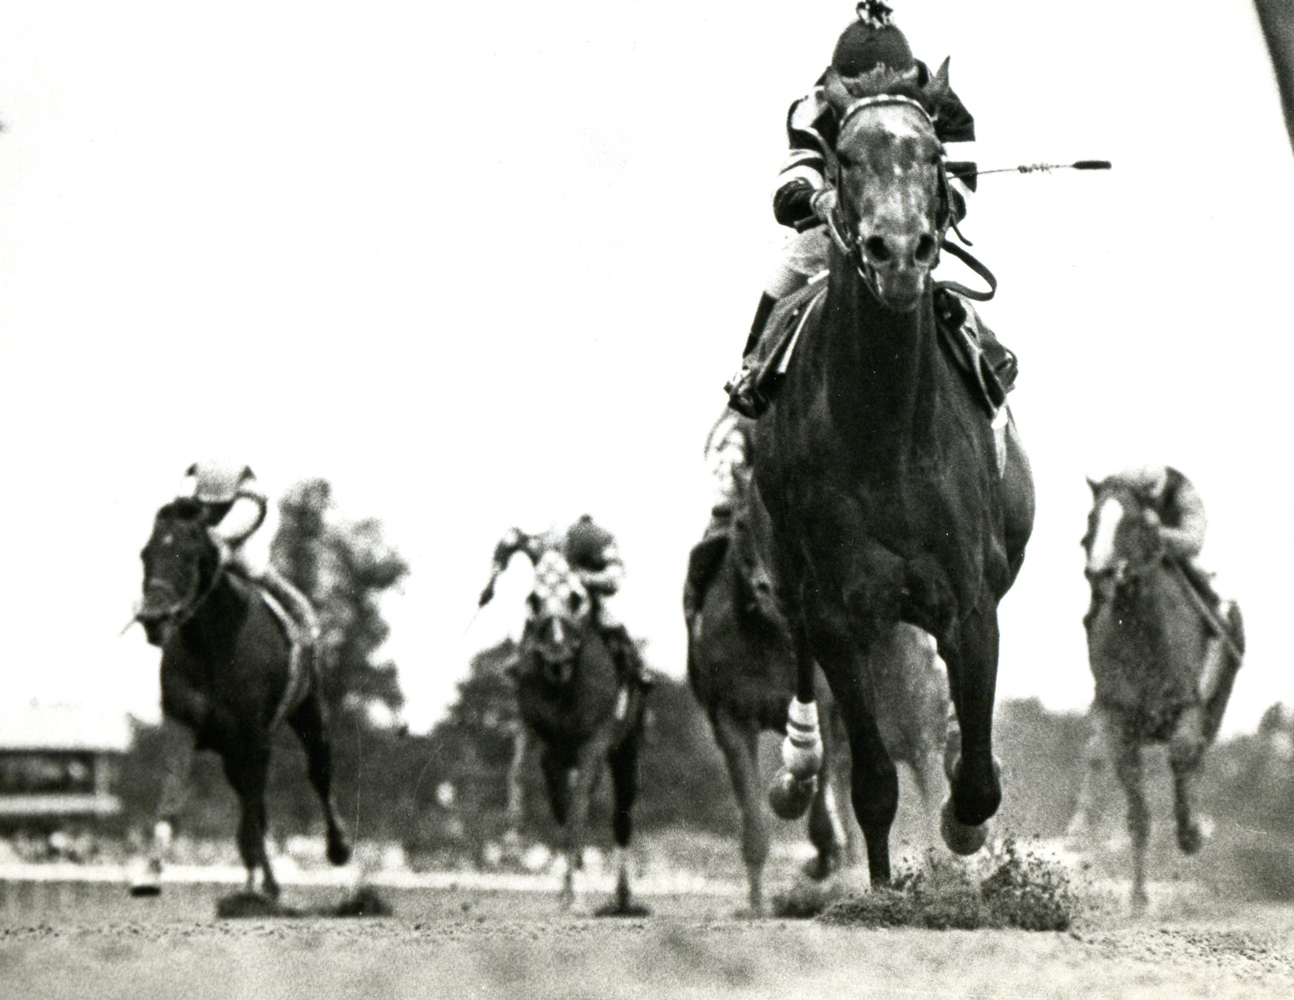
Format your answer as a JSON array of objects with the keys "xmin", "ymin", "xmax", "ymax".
[{"xmin": 782, "ymin": 698, "xmax": 823, "ymax": 778}]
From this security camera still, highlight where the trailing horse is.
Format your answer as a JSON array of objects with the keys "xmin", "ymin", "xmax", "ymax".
[
  {"xmin": 1077, "ymin": 476, "xmax": 1244, "ymax": 909},
  {"xmin": 751, "ymin": 63, "xmax": 1035, "ymax": 887},
  {"xmin": 508, "ymin": 543, "xmax": 650, "ymax": 914},
  {"xmin": 685, "ymin": 412, "xmax": 953, "ymax": 914},
  {"xmin": 133, "ymin": 498, "xmax": 350, "ymax": 897}
]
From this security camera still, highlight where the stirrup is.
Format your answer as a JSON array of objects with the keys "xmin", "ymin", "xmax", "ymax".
[{"xmin": 724, "ymin": 367, "xmax": 770, "ymax": 419}]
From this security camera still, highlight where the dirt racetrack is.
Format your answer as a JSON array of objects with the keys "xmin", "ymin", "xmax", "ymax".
[{"xmin": 3, "ymin": 870, "xmax": 1294, "ymax": 999}]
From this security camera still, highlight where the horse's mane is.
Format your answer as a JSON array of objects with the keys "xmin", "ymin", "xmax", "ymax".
[{"xmin": 154, "ymin": 496, "xmax": 207, "ymax": 525}]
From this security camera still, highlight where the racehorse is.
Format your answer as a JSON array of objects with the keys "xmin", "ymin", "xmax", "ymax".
[
  {"xmin": 1078, "ymin": 475, "xmax": 1244, "ymax": 909},
  {"xmin": 508, "ymin": 542, "xmax": 650, "ymax": 914},
  {"xmin": 685, "ymin": 413, "xmax": 953, "ymax": 914},
  {"xmin": 751, "ymin": 62, "xmax": 1035, "ymax": 887},
  {"xmin": 134, "ymin": 498, "xmax": 351, "ymax": 898}
]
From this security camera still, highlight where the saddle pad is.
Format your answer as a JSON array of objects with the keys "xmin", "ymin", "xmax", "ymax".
[{"xmin": 256, "ymin": 588, "xmax": 314, "ymax": 729}]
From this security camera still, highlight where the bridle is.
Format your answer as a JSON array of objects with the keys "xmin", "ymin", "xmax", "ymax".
[
  {"xmin": 137, "ymin": 530, "xmax": 224, "ymax": 638},
  {"xmin": 826, "ymin": 93, "xmax": 997, "ymax": 304},
  {"xmin": 1083, "ymin": 495, "xmax": 1166, "ymax": 598}
]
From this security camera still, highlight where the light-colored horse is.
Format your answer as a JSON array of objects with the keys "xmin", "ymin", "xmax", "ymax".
[{"xmin": 1078, "ymin": 476, "xmax": 1244, "ymax": 909}]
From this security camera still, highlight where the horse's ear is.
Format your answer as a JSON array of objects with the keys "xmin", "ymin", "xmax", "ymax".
[
  {"xmin": 822, "ymin": 68, "xmax": 855, "ymax": 116},
  {"xmin": 1086, "ymin": 477, "xmax": 1101, "ymax": 495}
]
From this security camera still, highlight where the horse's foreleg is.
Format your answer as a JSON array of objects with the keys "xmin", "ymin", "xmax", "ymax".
[
  {"xmin": 1112, "ymin": 733, "xmax": 1150, "ymax": 912},
  {"xmin": 606, "ymin": 731, "xmax": 643, "ymax": 914},
  {"xmin": 769, "ymin": 634, "xmax": 822, "ymax": 820},
  {"xmin": 287, "ymin": 695, "xmax": 352, "ymax": 867},
  {"xmin": 144, "ymin": 718, "xmax": 195, "ymax": 885},
  {"xmin": 938, "ymin": 606, "xmax": 1002, "ymax": 854},
  {"xmin": 831, "ymin": 669, "xmax": 899, "ymax": 887},
  {"xmin": 558, "ymin": 738, "xmax": 610, "ymax": 912},
  {"xmin": 505, "ymin": 721, "xmax": 530, "ymax": 846},
  {"xmin": 804, "ymin": 708, "xmax": 848, "ymax": 881},
  {"xmin": 223, "ymin": 752, "xmax": 278, "ymax": 899},
  {"xmin": 1169, "ymin": 705, "xmax": 1207, "ymax": 855},
  {"xmin": 1066, "ymin": 709, "xmax": 1112, "ymax": 842},
  {"xmin": 710, "ymin": 708, "xmax": 770, "ymax": 914}
]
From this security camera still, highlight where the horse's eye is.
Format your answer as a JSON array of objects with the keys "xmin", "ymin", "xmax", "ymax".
[
  {"xmin": 526, "ymin": 593, "xmax": 541, "ymax": 613},
  {"xmin": 568, "ymin": 591, "xmax": 583, "ymax": 612}
]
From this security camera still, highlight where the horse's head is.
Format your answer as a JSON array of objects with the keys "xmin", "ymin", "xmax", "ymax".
[
  {"xmin": 823, "ymin": 62, "xmax": 956, "ymax": 311},
  {"xmin": 136, "ymin": 497, "xmax": 220, "ymax": 647},
  {"xmin": 522, "ymin": 548, "xmax": 593, "ymax": 685},
  {"xmin": 1082, "ymin": 477, "xmax": 1167, "ymax": 595}
]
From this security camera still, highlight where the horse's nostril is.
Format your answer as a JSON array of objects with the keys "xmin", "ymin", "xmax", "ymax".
[
  {"xmin": 864, "ymin": 236, "xmax": 892, "ymax": 263},
  {"xmin": 914, "ymin": 234, "xmax": 937, "ymax": 266}
]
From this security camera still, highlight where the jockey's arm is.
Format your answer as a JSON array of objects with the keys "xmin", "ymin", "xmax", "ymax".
[
  {"xmin": 479, "ymin": 528, "xmax": 531, "ymax": 606},
  {"xmin": 211, "ymin": 487, "xmax": 268, "ymax": 549},
  {"xmin": 578, "ymin": 544, "xmax": 625, "ymax": 598},
  {"xmin": 1160, "ymin": 480, "xmax": 1208, "ymax": 559},
  {"xmin": 773, "ymin": 90, "xmax": 832, "ymax": 229}
]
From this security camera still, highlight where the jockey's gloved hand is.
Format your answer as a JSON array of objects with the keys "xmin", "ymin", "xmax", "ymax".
[{"xmin": 810, "ymin": 187, "xmax": 837, "ymax": 224}]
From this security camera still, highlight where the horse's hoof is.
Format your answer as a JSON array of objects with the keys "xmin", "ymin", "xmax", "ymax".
[
  {"xmin": 801, "ymin": 847, "xmax": 843, "ymax": 882},
  {"xmin": 128, "ymin": 882, "xmax": 162, "ymax": 898},
  {"xmin": 769, "ymin": 769, "xmax": 818, "ymax": 820},
  {"xmin": 328, "ymin": 837, "xmax": 353, "ymax": 867},
  {"xmin": 594, "ymin": 898, "xmax": 651, "ymax": 918},
  {"xmin": 940, "ymin": 799, "xmax": 989, "ymax": 856},
  {"xmin": 1177, "ymin": 824, "xmax": 1204, "ymax": 855},
  {"xmin": 1130, "ymin": 889, "xmax": 1149, "ymax": 915}
]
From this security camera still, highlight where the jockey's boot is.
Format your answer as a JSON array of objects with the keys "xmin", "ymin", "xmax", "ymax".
[
  {"xmin": 683, "ymin": 506, "xmax": 734, "ymax": 620},
  {"xmin": 725, "ymin": 293, "xmax": 779, "ymax": 419},
  {"xmin": 935, "ymin": 288, "xmax": 1018, "ymax": 406},
  {"xmin": 600, "ymin": 623, "xmax": 653, "ymax": 692}
]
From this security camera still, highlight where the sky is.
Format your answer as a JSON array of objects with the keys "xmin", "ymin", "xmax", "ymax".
[{"xmin": 1, "ymin": 2, "xmax": 1292, "ymax": 739}]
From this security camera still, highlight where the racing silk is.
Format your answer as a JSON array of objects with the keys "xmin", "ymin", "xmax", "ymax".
[
  {"xmin": 181, "ymin": 462, "xmax": 268, "ymax": 552},
  {"xmin": 1111, "ymin": 465, "xmax": 1207, "ymax": 560},
  {"xmin": 773, "ymin": 61, "xmax": 978, "ymax": 229},
  {"xmin": 562, "ymin": 515, "xmax": 624, "ymax": 598}
]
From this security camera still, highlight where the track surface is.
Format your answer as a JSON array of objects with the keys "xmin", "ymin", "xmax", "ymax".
[{"xmin": 2, "ymin": 873, "xmax": 1294, "ymax": 999}]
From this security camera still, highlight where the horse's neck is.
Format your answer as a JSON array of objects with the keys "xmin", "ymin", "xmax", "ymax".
[
  {"xmin": 810, "ymin": 263, "xmax": 945, "ymax": 454},
  {"xmin": 182, "ymin": 570, "xmax": 248, "ymax": 649}
]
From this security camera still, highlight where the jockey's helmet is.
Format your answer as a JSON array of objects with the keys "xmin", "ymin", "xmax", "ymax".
[
  {"xmin": 564, "ymin": 515, "xmax": 615, "ymax": 569},
  {"xmin": 832, "ymin": 4, "xmax": 916, "ymax": 77},
  {"xmin": 184, "ymin": 462, "xmax": 257, "ymax": 505}
]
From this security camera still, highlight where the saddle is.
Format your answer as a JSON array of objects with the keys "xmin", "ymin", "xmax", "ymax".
[{"xmin": 754, "ymin": 277, "xmax": 1014, "ymax": 423}]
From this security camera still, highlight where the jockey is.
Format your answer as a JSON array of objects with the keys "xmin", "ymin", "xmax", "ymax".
[
  {"xmin": 180, "ymin": 462, "xmax": 319, "ymax": 643},
  {"xmin": 1085, "ymin": 465, "xmax": 1220, "ymax": 623},
  {"xmin": 725, "ymin": 1, "xmax": 1018, "ymax": 418},
  {"xmin": 684, "ymin": 412, "xmax": 752, "ymax": 619},
  {"xmin": 478, "ymin": 517, "xmax": 651, "ymax": 690}
]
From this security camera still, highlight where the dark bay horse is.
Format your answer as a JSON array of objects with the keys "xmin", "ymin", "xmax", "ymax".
[
  {"xmin": 134, "ymin": 498, "xmax": 350, "ymax": 897},
  {"xmin": 508, "ymin": 543, "xmax": 650, "ymax": 913},
  {"xmin": 1079, "ymin": 476, "xmax": 1244, "ymax": 909},
  {"xmin": 752, "ymin": 63, "xmax": 1035, "ymax": 887},
  {"xmin": 686, "ymin": 413, "xmax": 953, "ymax": 914}
]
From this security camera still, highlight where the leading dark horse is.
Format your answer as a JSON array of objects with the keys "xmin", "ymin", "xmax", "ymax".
[
  {"xmin": 1076, "ymin": 476, "xmax": 1244, "ymax": 909},
  {"xmin": 685, "ymin": 412, "xmax": 953, "ymax": 914},
  {"xmin": 507, "ymin": 542, "xmax": 650, "ymax": 914},
  {"xmin": 134, "ymin": 498, "xmax": 351, "ymax": 897},
  {"xmin": 752, "ymin": 63, "xmax": 1035, "ymax": 887}
]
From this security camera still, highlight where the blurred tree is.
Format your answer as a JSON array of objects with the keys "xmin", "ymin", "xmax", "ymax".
[{"xmin": 270, "ymin": 478, "xmax": 408, "ymax": 719}]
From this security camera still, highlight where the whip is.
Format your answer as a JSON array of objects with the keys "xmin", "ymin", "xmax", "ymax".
[{"xmin": 948, "ymin": 160, "xmax": 1112, "ymax": 178}]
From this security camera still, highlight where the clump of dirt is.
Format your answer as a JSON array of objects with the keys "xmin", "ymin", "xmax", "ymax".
[
  {"xmin": 820, "ymin": 839, "xmax": 1080, "ymax": 931},
  {"xmin": 215, "ymin": 886, "xmax": 394, "ymax": 920},
  {"xmin": 216, "ymin": 892, "xmax": 304, "ymax": 919},
  {"xmin": 770, "ymin": 879, "xmax": 852, "ymax": 919},
  {"xmin": 330, "ymin": 886, "xmax": 394, "ymax": 917}
]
